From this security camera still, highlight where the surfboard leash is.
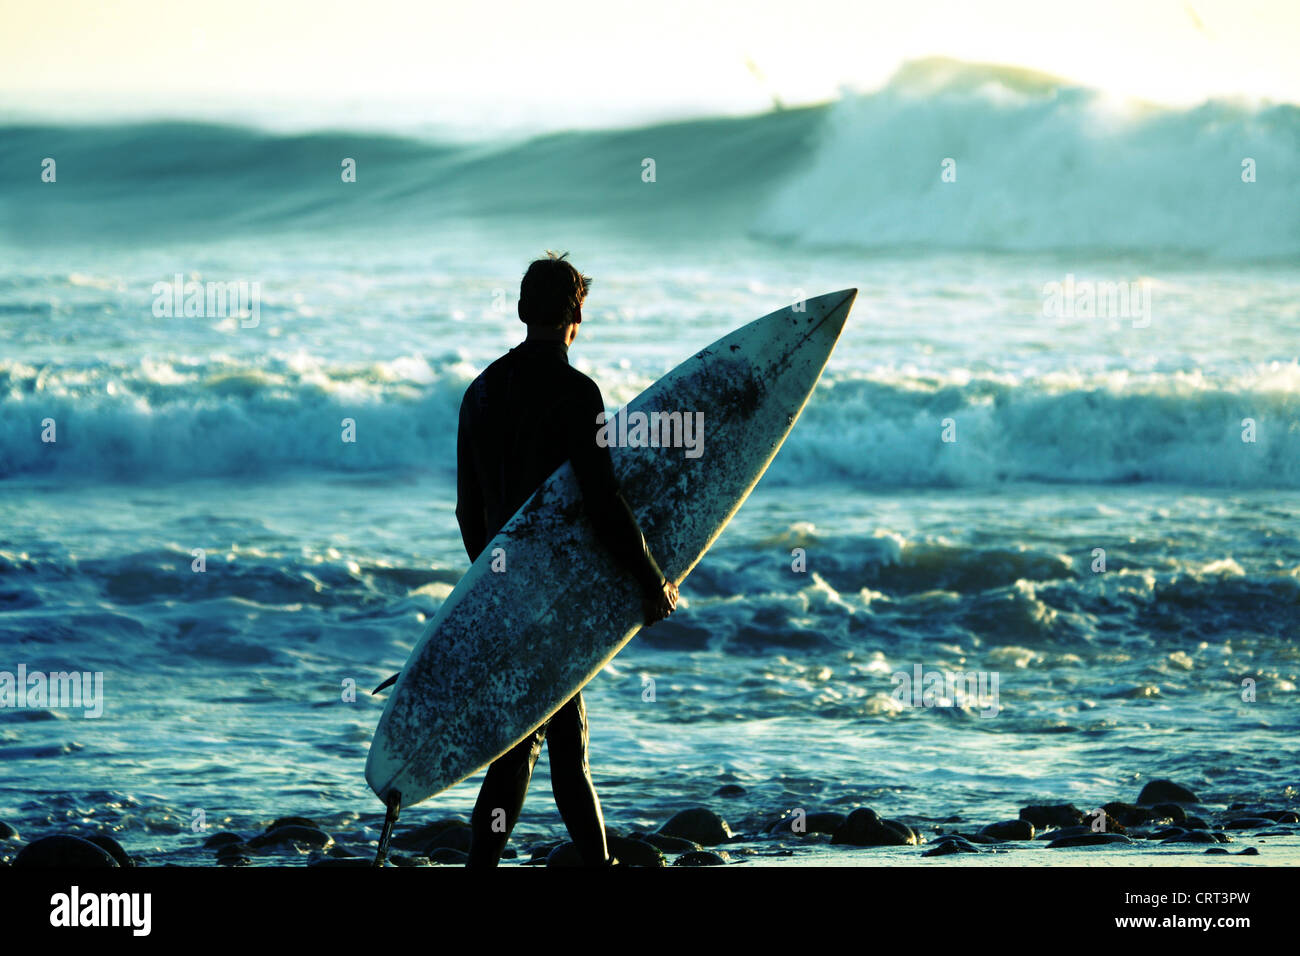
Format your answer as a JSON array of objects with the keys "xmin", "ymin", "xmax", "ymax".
[{"xmin": 373, "ymin": 790, "xmax": 402, "ymax": 867}]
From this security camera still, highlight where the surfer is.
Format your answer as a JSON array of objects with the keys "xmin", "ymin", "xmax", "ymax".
[{"xmin": 456, "ymin": 251, "xmax": 679, "ymax": 867}]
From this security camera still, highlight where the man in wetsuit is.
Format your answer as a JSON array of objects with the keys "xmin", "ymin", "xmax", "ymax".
[{"xmin": 456, "ymin": 251, "xmax": 679, "ymax": 867}]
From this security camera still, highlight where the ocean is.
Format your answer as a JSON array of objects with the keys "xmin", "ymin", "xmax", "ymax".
[{"xmin": 1, "ymin": 60, "xmax": 1297, "ymax": 864}]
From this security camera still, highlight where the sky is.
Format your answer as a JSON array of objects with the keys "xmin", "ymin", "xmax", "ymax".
[{"xmin": 1, "ymin": 0, "xmax": 1298, "ymax": 130}]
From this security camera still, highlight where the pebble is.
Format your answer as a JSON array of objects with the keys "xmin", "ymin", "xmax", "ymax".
[
  {"xmin": 1047, "ymin": 832, "xmax": 1132, "ymax": 848},
  {"xmin": 980, "ymin": 819, "xmax": 1034, "ymax": 841},
  {"xmin": 203, "ymin": 831, "xmax": 245, "ymax": 849},
  {"xmin": 247, "ymin": 825, "xmax": 334, "ymax": 850},
  {"xmin": 923, "ymin": 835, "xmax": 979, "ymax": 856},
  {"xmin": 85, "ymin": 834, "xmax": 133, "ymax": 867},
  {"xmin": 1149, "ymin": 826, "xmax": 1186, "ymax": 839},
  {"xmin": 1019, "ymin": 804, "xmax": 1084, "ymax": 829},
  {"xmin": 831, "ymin": 808, "xmax": 917, "ymax": 846},
  {"xmin": 1223, "ymin": 817, "xmax": 1275, "ymax": 830},
  {"xmin": 424, "ymin": 825, "xmax": 472, "ymax": 853},
  {"xmin": 1100, "ymin": 802, "xmax": 1154, "ymax": 827},
  {"xmin": 545, "ymin": 842, "xmax": 584, "ymax": 867},
  {"xmin": 632, "ymin": 832, "xmax": 702, "ymax": 854},
  {"xmin": 390, "ymin": 818, "xmax": 469, "ymax": 851},
  {"xmin": 1150, "ymin": 803, "xmax": 1188, "ymax": 824},
  {"xmin": 265, "ymin": 816, "xmax": 318, "ymax": 832},
  {"xmin": 1083, "ymin": 809, "xmax": 1127, "ymax": 835},
  {"xmin": 768, "ymin": 812, "xmax": 846, "ymax": 836},
  {"xmin": 1036, "ymin": 825, "xmax": 1090, "ymax": 841},
  {"xmin": 1136, "ymin": 780, "xmax": 1199, "ymax": 805},
  {"xmin": 14, "ymin": 835, "xmax": 119, "ymax": 868},
  {"xmin": 658, "ymin": 808, "xmax": 733, "ymax": 845},
  {"xmin": 527, "ymin": 841, "xmax": 563, "ymax": 863},
  {"xmin": 1222, "ymin": 807, "xmax": 1298, "ymax": 824},
  {"xmin": 606, "ymin": 836, "xmax": 666, "ymax": 867}
]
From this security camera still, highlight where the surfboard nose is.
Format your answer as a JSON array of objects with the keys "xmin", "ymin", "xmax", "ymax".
[
  {"xmin": 830, "ymin": 287, "xmax": 858, "ymax": 311},
  {"xmin": 784, "ymin": 288, "xmax": 856, "ymax": 368},
  {"xmin": 821, "ymin": 287, "xmax": 858, "ymax": 309},
  {"xmin": 808, "ymin": 288, "xmax": 857, "ymax": 339}
]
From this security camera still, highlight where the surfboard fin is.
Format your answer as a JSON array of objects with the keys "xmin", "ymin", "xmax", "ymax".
[
  {"xmin": 373, "ymin": 790, "xmax": 401, "ymax": 867},
  {"xmin": 371, "ymin": 672, "xmax": 400, "ymax": 695}
]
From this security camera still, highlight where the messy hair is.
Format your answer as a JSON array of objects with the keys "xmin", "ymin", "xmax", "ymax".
[{"xmin": 519, "ymin": 251, "xmax": 592, "ymax": 326}]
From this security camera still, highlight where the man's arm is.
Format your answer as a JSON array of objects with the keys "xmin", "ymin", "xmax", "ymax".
[
  {"xmin": 455, "ymin": 388, "xmax": 489, "ymax": 564},
  {"xmin": 566, "ymin": 377, "xmax": 677, "ymax": 621}
]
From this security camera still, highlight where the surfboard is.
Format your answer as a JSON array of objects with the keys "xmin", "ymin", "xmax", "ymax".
[{"xmin": 366, "ymin": 289, "xmax": 857, "ymax": 808}]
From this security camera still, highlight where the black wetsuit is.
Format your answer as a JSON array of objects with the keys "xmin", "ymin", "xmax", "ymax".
[{"xmin": 455, "ymin": 337, "xmax": 665, "ymax": 866}]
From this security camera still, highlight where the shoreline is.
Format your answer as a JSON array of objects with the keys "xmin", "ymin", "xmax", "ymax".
[{"xmin": 5, "ymin": 779, "xmax": 1297, "ymax": 868}]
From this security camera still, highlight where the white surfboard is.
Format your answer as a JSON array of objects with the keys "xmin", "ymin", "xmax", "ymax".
[{"xmin": 366, "ymin": 289, "xmax": 857, "ymax": 807}]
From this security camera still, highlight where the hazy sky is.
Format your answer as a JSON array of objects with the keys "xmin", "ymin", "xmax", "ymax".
[{"xmin": 2, "ymin": 0, "xmax": 1297, "ymax": 129}]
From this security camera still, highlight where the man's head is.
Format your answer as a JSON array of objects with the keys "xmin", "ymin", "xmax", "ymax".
[{"xmin": 519, "ymin": 251, "xmax": 591, "ymax": 345}]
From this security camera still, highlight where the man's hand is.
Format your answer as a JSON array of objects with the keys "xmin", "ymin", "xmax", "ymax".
[{"xmin": 642, "ymin": 579, "xmax": 678, "ymax": 627}]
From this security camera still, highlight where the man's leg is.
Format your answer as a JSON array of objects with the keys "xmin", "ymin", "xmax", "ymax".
[
  {"xmin": 466, "ymin": 724, "xmax": 546, "ymax": 867},
  {"xmin": 546, "ymin": 690, "xmax": 611, "ymax": 866}
]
